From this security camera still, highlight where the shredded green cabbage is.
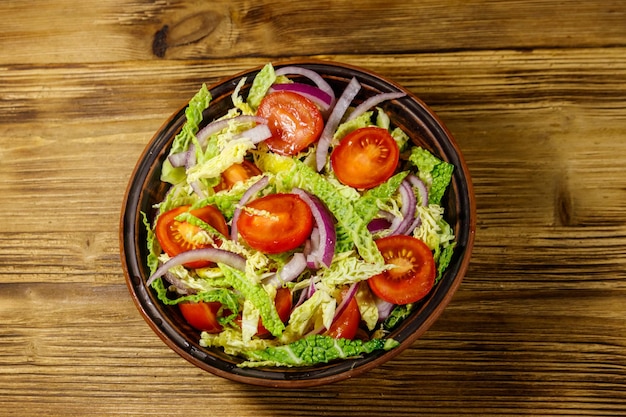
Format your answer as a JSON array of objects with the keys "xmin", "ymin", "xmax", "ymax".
[
  {"xmin": 247, "ymin": 63, "xmax": 276, "ymax": 110},
  {"xmin": 238, "ymin": 334, "xmax": 399, "ymax": 368},
  {"xmin": 161, "ymin": 84, "xmax": 212, "ymax": 185},
  {"xmin": 219, "ymin": 264, "xmax": 285, "ymax": 337},
  {"xmin": 408, "ymin": 146, "xmax": 454, "ymax": 205},
  {"xmin": 290, "ymin": 160, "xmax": 384, "ymax": 265},
  {"xmin": 145, "ymin": 68, "xmax": 459, "ymax": 368}
]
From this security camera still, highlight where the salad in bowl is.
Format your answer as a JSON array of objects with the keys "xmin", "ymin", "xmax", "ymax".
[{"xmin": 121, "ymin": 61, "xmax": 474, "ymax": 387}]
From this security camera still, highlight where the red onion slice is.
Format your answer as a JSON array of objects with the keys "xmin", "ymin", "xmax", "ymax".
[
  {"xmin": 306, "ymin": 277, "xmax": 317, "ymax": 299},
  {"xmin": 304, "ymin": 227, "xmax": 320, "ymax": 268},
  {"xmin": 168, "ymin": 142, "xmax": 196, "ymax": 169},
  {"xmin": 292, "ymin": 188, "xmax": 336, "ymax": 268},
  {"xmin": 230, "ymin": 176, "xmax": 269, "ymax": 241},
  {"xmin": 184, "ymin": 143, "xmax": 207, "ymax": 198},
  {"xmin": 294, "ymin": 288, "xmax": 308, "ymax": 309},
  {"xmin": 379, "ymin": 210, "xmax": 397, "ymax": 222},
  {"xmin": 190, "ymin": 180, "xmax": 207, "ymax": 199},
  {"xmin": 315, "ymin": 77, "xmax": 361, "ymax": 171},
  {"xmin": 262, "ymin": 253, "xmax": 308, "ymax": 288},
  {"xmin": 294, "ymin": 277, "xmax": 318, "ymax": 309},
  {"xmin": 147, "ymin": 248, "xmax": 246, "ymax": 286},
  {"xmin": 163, "ymin": 271, "xmax": 195, "ymax": 294},
  {"xmin": 401, "ymin": 175, "xmax": 427, "ymax": 235},
  {"xmin": 389, "ymin": 180, "xmax": 416, "ymax": 236},
  {"xmin": 346, "ymin": 91, "xmax": 406, "ymax": 122},
  {"xmin": 367, "ymin": 217, "xmax": 392, "ymax": 233},
  {"xmin": 233, "ymin": 124, "xmax": 272, "ymax": 144},
  {"xmin": 332, "ymin": 282, "xmax": 359, "ymax": 321},
  {"xmin": 196, "ymin": 115, "xmax": 268, "ymax": 146},
  {"xmin": 306, "ymin": 282, "xmax": 359, "ymax": 336},
  {"xmin": 168, "ymin": 151, "xmax": 190, "ymax": 168},
  {"xmin": 185, "ymin": 143, "xmax": 197, "ymax": 169},
  {"xmin": 375, "ymin": 296, "xmax": 395, "ymax": 321},
  {"xmin": 408, "ymin": 174, "xmax": 428, "ymax": 207},
  {"xmin": 274, "ymin": 66, "xmax": 335, "ymax": 103},
  {"xmin": 405, "ymin": 214, "xmax": 422, "ymax": 236},
  {"xmin": 269, "ymin": 83, "xmax": 333, "ymax": 111}
]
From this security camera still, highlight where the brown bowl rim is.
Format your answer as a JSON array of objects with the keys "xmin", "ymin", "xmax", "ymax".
[{"xmin": 119, "ymin": 59, "xmax": 476, "ymax": 388}]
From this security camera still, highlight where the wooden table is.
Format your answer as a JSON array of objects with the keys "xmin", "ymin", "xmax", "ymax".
[{"xmin": 2, "ymin": 1, "xmax": 625, "ymax": 415}]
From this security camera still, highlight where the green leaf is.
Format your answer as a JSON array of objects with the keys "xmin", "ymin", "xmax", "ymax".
[
  {"xmin": 407, "ymin": 147, "xmax": 454, "ymax": 205},
  {"xmin": 390, "ymin": 126, "xmax": 410, "ymax": 152},
  {"xmin": 186, "ymin": 137, "xmax": 255, "ymax": 184},
  {"xmin": 191, "ymin": 181, "xmax": 251, "ymax": 220},
  {"xmin": 149, "ymin": 274, "xmax": 240, "ymax": 326},
  {"xmin": 161, "ymin": 84, "xmax": 212, "ymax": 185},
  {"xmin": 247, "ymin": 63, "xmax": 276, "ymax": 110},
  {"xmin": 174, "ymin": 211, "xmax": 226, "ymax": 242},
  {"xmin": 430, "ymin": 162, "xmax": 455, "ymax": 205},
  {"xmin": 292, "ymin": 161, "xmax": 384, "ymax": 265},
  {"xmin": 413, "ymin": 204, "xmax": 456, "ymax": 279},
  {"xmin": 219, "ymin": 264, "xmax": 285, "ymax": 337},
  {"xmin": 435, "ymin": 242, "xmax": 456, "ymax": 283},
  {"xmin": 141, "ymin": 211, "xmax": 160, "ymax": 275},
  {"xmin": 318, "ymin": 252, "xmax": 389, "ymax": 287},
  {"xmin": 278, "ymin": 290, "xmax": 335, "ymax": 344},
  {"xmin": 239, "ymin": 334, "xmax": 399, "ymax": 367},
  {"xmin": 354, "ymin": 171, "xmax": 408, "ymax": 223},
  {"xmin": 383, "ymin": 304, "xmax": 413, "ymax": 331},
  {"xmin": 333, "ymin": 111, "xmax": 374, "ymax": 143}
]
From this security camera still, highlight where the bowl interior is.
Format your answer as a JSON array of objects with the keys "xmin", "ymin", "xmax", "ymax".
[{"xmin": 120, "ymin": 61, "xmax": 475, "ymax": 388}]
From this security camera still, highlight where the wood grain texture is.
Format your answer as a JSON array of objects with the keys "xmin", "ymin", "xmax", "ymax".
[
  {"xmin": 1, "ymin": 0, "xmax": 625, "ymax": 63},
  {"xmin": 1, "ymin": 0, "xmax": 626, "ymax": 415}
]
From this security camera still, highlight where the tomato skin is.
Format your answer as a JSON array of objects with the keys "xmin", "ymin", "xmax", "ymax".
[
  {"xmin": 179, "ymin": 301, "xmax": 222, "ymax": 333},
  {"xmin": 330, "ymin": 126, "xmax": 399, "ymax": 189},
  {"xmin": 367, "ymin": 235, "xmax": 436, "ymax": 305},
  {"xmin": 155, "ymin": 205, "xmax": 229, "ymax": 269},
  {"xmin": 214, "ymin": 160, "xmax": 262, "ymax": 192},
  {"xmin": 256, "ymin": 91, "xmax": 324, "ymax": 155},
  {"xmin": 326, "ymin": 292, "xmax": 361, "ymax": 340},
  {"xmin": 256, "ymin": 287, "xmax": 293, "ymax": 337},
  {"xmin": 236, "ymin": 193, "xmax": 314, "ymax": 254}
]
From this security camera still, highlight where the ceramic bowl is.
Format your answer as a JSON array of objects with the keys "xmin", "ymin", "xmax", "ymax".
[{"xmin": 120, "ymin": 60, "xmax": 475, "ymax": 388}]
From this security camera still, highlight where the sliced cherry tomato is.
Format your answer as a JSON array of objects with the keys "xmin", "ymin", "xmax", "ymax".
[
  {"xmin": 155, "ymin": 205, "xmax": 229, "ymax": 269},
  {"xmin": 256, "ymin": 91, "xmax": 323, "ymax": 155},
  {"xmin": 330, "ymin": 126, "xmax": 399, "ymax": 189},
  {"xmin": 179, "ymin": 301, "xmax": 222, "ymax": 333},
  {"xmin": 236, "ymin": 193, "xmax": 313, "ymax": 254},
  {"xmin": 213, "ymin": 160, "xmax": 262, "ymax": 192},
  {"xmin": 368, "ymin": 235, "xmax": 436, "ymax": 305},
  {"xmin": 326, "ymin": 289, "xmax": 361, "ymax": 340},
  {"xmin": 256, "ymin": 287, "xmax": 293, "ymax": 337}
]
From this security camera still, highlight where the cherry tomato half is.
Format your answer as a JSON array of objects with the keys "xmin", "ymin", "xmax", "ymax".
[
  {"xmin": 213, "ymin": 160, "xmax": 262, "ymax": 192},
  {"xmin": 236, "ymin": 193, "xmax": 314, "ymax": 254},
  {"xmin": 155, "ymin": 205, "xmax": 229, "ymax": 269},
  {"xmin": 256, "ymin": 287, "xmax": 293, "ymax": 337},
  {"xmin": 326, "ymin": 291, "xmax": 361, "ymax": 340},
  {"xmin": 179, "ymin": 301, "xmax": 222, "ymax": 333},
  {"xmin": 256, "ymin": 91, "xmax": 324, "ymax": 155},
  {"xmin": 330, "ymin": 126, "xmax": 399, "ymax": 189},
  {"xmin": 367, "ymin": 235, "xmax": 436, "ymax": 305}
]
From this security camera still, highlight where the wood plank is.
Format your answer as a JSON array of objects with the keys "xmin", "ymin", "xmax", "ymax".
[
  {"xmin": 1, "ymin": 47, "xmax": 626, "ymax": 415},
  {"xmin": 2, "ymin": 50, "xmax": 625, "ymax": 281},
  {"xmin": 0, "ymin": 1, "xmax": 625, "ymax": 64},
  {"xmin": 0, "ymin": 282, "xmax": 624, "ymax": 415}
]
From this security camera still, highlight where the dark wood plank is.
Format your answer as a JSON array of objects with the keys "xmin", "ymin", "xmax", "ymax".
[{"xmin": 0, "ymin": 1, "xmax": 625, "ymax": 64}]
